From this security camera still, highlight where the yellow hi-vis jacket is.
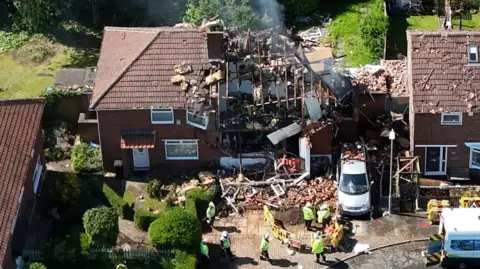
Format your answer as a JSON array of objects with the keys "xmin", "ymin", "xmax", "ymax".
[
  {"xmin": 200, "ymin": 243, "xmax": 209, "ymax": 257},
  {"xmin": 312, "ymin": 238, "xmax": 324, "ymax": 253},
  {"xmin": 317, "ymin": 207, "xmax": 330, "ymax": 222},
  {"xmin": 260, "ymin": 238, "xmax": 269, "ymax": 251},
  {"xmin": 303, "ymin": 206, "xmax": 314, "ymax": 220}
]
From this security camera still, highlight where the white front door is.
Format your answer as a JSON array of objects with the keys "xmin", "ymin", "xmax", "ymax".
[
  {"xmin": 133, "ymin": 148, "xmax": 150, "ymax": 170},
  {"xmin": 424, "ymin": 146, "xmax": 447, "ymax": 175}
]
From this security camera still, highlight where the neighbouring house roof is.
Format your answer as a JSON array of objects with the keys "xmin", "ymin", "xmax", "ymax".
[
  {"xmin": 90, "ymin": 27, "xmax": 210, "ymax": 110},
  {"xmin": 408, "ymin": 31, "xmax": 480, "ymax": 113},
  {"xmin": 120, "ymin": 130, "xmax": 156, "ymax": 149},
  {"xmin": 0, "ymin": 98, "xmax": 44, "ymax": 265},
  {"xmin": 54, "ymin": 67, "xmax": 96, "ymax": 88}
]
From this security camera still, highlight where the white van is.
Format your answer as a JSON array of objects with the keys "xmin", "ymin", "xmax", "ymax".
[
  {"xmin": 336, "ymin": 159, "xmax": 373, "ymax": 216},
  {"xmin": 425, "ymin": 208, "xmax": 480, "ymax": 268}
]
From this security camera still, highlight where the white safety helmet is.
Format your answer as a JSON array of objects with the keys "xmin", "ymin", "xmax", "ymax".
[
  {"xmin": 209, "ymin": 202, "xmax": 215, "ymax": 208},
  {"xmin": 221, "ymin": 231, "xmax": 228, "ymax": 239},
  {"xmin": 264, "ymin": 234, "xmax": 270, "ymax": 240},
  {"xmin": 202, "ymin": 238, "xmax": 208, "ymax": 244},
  {"xmin": 306, "ymin": 202, "xmax": 312, "ymax": 208},
  {"xmin": 320, "ymin": 204, "xmax": 329, "ymax": 210}
]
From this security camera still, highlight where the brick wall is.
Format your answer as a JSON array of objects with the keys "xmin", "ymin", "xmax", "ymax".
[
  {"xmin": 56, "ymin": 94, "xmax": 90, "ymax": 131},
  {"xmin": 98, "ymin": 109, "xmax": 222, "ymax": 174},
  {"xmin": 78, "ymin": 113, "xmax": 99, "ymax": 143},
  {"xmin": 414, "ymin": 113, "xmax": 480, "ymax": 169},
  {"xmin": 2, "ymin": 244, "xmax": 14, "ymax": 269}
]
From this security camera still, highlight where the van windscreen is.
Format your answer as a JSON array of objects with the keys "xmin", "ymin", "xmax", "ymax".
[{"xmin": 340, "ymin": 174, "xmax": 368, "ymax": 194}]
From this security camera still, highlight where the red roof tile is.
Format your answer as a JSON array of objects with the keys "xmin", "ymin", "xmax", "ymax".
[
  {"xmin": 0, "ymin": 98, "xmax": 44, "ymax": 265},
  {"xmin": 90, "ymin": 27, "xmax": 210, "ymax": 110},
  {"xmin": 408, "ymin": 31, "xmax": 480, "ymax": 113},
  {"xmin": 120, "ymin": 130, "xmax": 155, "ymax": 149}
]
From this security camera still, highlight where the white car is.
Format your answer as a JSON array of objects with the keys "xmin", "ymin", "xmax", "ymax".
[{"xmin": 336, "ymin": 160, "xmax": 373, "ymax": 216}]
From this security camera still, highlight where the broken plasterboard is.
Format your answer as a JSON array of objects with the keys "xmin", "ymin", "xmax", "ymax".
[
  {"xmin": 304, "ymin": 90, "xmax": 323, "ymax": 122},
  {"xmin": 271, "ymin": 184, "xmax": 285, "ymax": 197},
  {"xmin": 267, "ymin": 123, "xmax": 302, "ymax": 145}
]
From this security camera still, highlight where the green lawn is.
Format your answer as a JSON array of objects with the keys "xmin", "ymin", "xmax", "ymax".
[
  {"xmin": 406, "ymin": 14, "xmax": 480, "ymax": 30},
  {"xmin": 143, "ymin": 197, "xmax": 168, "ymax": 212}
]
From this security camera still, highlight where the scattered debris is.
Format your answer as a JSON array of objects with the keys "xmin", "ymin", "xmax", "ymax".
[
  {"xmin": 350, "ymin": 60, "xmax": 407, "ymax": 96},
  {"xmin": 174, "ymin": 62, "xmax": 193, "ymax": 75},
  {"xmin": 298, "ymin": 27, "xmax": 323, "ymax": 43}
]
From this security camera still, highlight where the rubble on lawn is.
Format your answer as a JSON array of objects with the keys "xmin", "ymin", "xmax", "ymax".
[{"xmin": 350, "ymin": 60, "xmax": 407, "ymax": 96}]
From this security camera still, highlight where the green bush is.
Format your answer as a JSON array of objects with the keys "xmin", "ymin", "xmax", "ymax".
[
  {"xmin": 50, "ymin": 172, "xmax": 81, "ymax": 204},
  {"xmin": 184, "ymin": 198, "xmax": 197, "ymax": 217},
  {"xmin": 102, "ymin": 183, "xmax": 130, "ymax": 219},
  {"xmin": 28, "ymin": 262, "xmax": 47, "ymax": 269},
  {"xmin": 174, "ymin": 250, "xmax": 197, "ymax": 269},
  {"xmin": 83, "ymin": 207, "xmax": 119, "ymax": 246},
  {"xmin": 186, "ymin": 188, "xmax": 214, "ymax": 220},
  {"xmin": 41, "ymin": 226, "xmax": 90, "ymax": 265},
  {"xmin": 147, "ymin": 179, "xmax": 162, "ymax": 199},
  {"xmin": 134, "ymin": 209, "xmax": 161, "ymax": 231},
  {"xmin": 148, "ymin": 207, "xmax": 201, "ymax": 252},
  {"xmin": 71, "ymin": 142, "xmax": 102, "ymax": 173},
  {"xmin": 0, "ymin": 31, "xmax": 31, "ymax": 53},
  {"xmin": 16, "ymin": 35, "xmax": 55, "ymax": 63}
]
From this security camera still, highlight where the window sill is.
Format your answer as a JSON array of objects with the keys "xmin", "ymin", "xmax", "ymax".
[
  {"xmin": 166, "ymin": 157, "xmax": 199, "ymax": 161},
  {"xmin": 186, "ymin": 121, "xmax": 208, "ymax": 130},
  {"xmin": 469, "ymin": 165, "xmax": 480, "ymax": 170},
  {"xmin": 151, "ymin": 121, "xmax": 174, "ymax": 124},
  {"xmin": 440, "ymin": 122, "xmax": 462, "ymax": 126}
]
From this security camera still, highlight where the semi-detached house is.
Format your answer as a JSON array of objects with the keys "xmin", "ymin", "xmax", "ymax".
[
  {"xmin": 408, "ymin": 31, "xmax": 480, "ymax": 179},
  {"xmin": 90, "ymin": 27, "xmax": 222, "ymax": 177},
  {"xmin": 0, "ymin": 99, "xmax": 45, "ymax": 269}
]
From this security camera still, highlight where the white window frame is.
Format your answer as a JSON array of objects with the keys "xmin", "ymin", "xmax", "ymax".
[
  {"xmin": 30, "ymin": 148, "xmax": 35, "ymax": 158},
  {"xmin": 10, "ymin": 215, "xmax": 17, "ymax": 234},
  {"xmin": 441, "ymin": 112, "xmax": 462, "ymax": 125},
  {"xmin": 18, "ymin": 187, "xmax": 24, "ymax": 204},
  {"xmin": 164, "ymin": 140, "xmax": 199, "ymax": 160},
  {"xmin": 151, "ymin": 108, "xmax": 174, "ymax": 124},
  {"xmin": 415, "ymin": 145, "xmax": 457, "ymax": 176},
  {"xmin": 469, "ymin": 45, "xmax": 479, "ymax": 63},
  {"xmin": 186, "ymin": 110, "xmax": 209, "ymax": 130},
  {"xmin": 33, "ymin": 156, "xmax": 43, "ymax": 194},
  {"xmin": 465, "ymin": 143, "xmax": 480, "ymax": 169}
]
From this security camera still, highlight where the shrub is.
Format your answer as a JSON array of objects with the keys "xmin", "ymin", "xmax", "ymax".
[
  {"xmin": 148, "ymin": 207, "xmax": 201, "ymax": 252},
  {"xmin": 174, "ymin": 250, "xmax": 197, "ymax": 269},
  {"xmin": 15, "ymin": 35, "xmax": 55, "ymax": 63},
  {"xmin": 134, "ymin": 209, "xmax": 161, "ymax": 231},
  {"xmin": 71, "ymin": 142, "xmax": 102, "ymax": 173},
  {"xmin": 184, "ymin": 198, "xmax": 197, "ymax": 216},
  {"xmin": 29, "ymin": 263, "xmax": 47, "ymax": 269},
  {"xmin": 83, "ymin": 207, "xmax": 119, "ymax": 246},
  {"xmin": 147, "ymin": 179, "xmax": 162, "ymax": 199},
  {"xmin": 102, "ymin": 183, "xmax": 130, "ymax": 218},
  {"xmin": 0, "ymin": 31, "xmax": 30, "ymax": 53},
  {"xmin": 41, "ymin": 226, "xmax": 89, "ymax": 264},
  {"xmin": 186, "ymin": 188, "xmax": 214, "ymax": 220},
  {"xmin": 50, "ymin": 172, "xmax": 81, "ymax": 204}
]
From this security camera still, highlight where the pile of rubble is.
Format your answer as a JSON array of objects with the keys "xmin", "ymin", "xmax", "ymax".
[
  {"xmin": 342, "ymin": 142, "xmax": 366, "ymax": 161},
  {"xmin": 351, "ymin": 60, "xmax": 407, "ymax": 96},
  {"xmin": 219, "ymin": 157, "xmax": 337, "ymax": 213}
]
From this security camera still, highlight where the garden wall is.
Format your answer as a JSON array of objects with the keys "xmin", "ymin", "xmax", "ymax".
[{"xmin": 56, "ymin": 93, "xmax": 90, "ymax": 131}]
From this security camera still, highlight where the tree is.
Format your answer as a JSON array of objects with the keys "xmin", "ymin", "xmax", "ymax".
[
  {"xmin": 148, "ymin": 207, "xmax": 201, "ymax": 252},
  {"xmin": 184, "ymin": 0, "xmax": 258, "ymax": 30},
  {"xmin": 13, "ymin": 0, "xmax": 72, "ymax": 32},
  {"xmin": 82, "ymin": 207, "xmax": 119, "ymax": 245},
  {"xmin": 51, "ymin": 172, "xmax": 81, "ymax": 204}
]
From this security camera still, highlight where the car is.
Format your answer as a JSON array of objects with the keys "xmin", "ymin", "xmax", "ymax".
[{"xmin": 336, "ymin": 159, "xmax": 373, "ymax": 216}]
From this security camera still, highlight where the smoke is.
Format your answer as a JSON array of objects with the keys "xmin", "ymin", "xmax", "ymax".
[{"xmin": 254, "ymin": 0, "xmax": 284, "ymax": 28}]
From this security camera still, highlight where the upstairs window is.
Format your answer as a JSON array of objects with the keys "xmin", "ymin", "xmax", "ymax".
[
  {"xmin": 469, "ymin": 45, "xmax": 479, "ymax": 63},
  {"xmin": 33, "ymin": 156, "xmax": 43, "ymax": 194},
  {"xmin": 441, "ymin": 112, "xmax": 462, "ymax": 125},
  {"xmin": 186, "ymin": 110, "xmax": 209, "ymax": 130},
  {"xmin": 151, "ymin": 108, "xmax": 174, "ymax": 124}
]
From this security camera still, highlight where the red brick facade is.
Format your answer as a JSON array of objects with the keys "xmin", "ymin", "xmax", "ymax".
[
  {"xmin": 413, "ymin": 113, "xmax": 480, "ymax": 172},
  {"xmin": 97, "ymin": 109, "xmax": 222, "ymax": 176}
]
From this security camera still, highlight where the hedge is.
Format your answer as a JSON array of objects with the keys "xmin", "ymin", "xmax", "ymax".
[
  {"xmin": 71, "ymin": 142, "xmax": 102, "ymax": 173},
  {"xmin": 185, "ymin": 188, "xmax": 214, "ymax": 220},
  {"xmin": 174, "ymin": 250, "xmax": 197, "ymax": 269},
  {"xmin": 134, "ymin": 209, "xmax": 160, "ymax": 231},
  {"xmin": 102, "ymin": 184, "xmax": 129, "ymax": 219}
]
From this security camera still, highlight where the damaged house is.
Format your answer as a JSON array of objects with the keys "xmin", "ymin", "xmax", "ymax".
[
  {"xmin": 408, "ymin": 31, "xmax": 480, "ymax": 180},
  {"xmin": 87, "ymin": 24, "xmax": 343, "ymax": 178}
]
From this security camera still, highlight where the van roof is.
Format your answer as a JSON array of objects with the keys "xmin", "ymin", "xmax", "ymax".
[
  {"xmin": 442, "ymin": 208, "xmax": 480, "ymax": 233},
  {"xmin": 341, "ymin": 160, "xmax": 366, "ymax": 175}
]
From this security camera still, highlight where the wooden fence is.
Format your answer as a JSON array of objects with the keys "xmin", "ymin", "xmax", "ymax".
[{"xmin": 22, "ymin": 248, "xmax": 173, "ymax": 262}]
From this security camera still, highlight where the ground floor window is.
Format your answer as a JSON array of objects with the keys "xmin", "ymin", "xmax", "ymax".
[
  {"xmin": 466, "ymin": 143, "xmax": 480, "ymax": 169},
  {"xmin": 164, "ymin": 140, "xmax": 199, "ymax": 160}
]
